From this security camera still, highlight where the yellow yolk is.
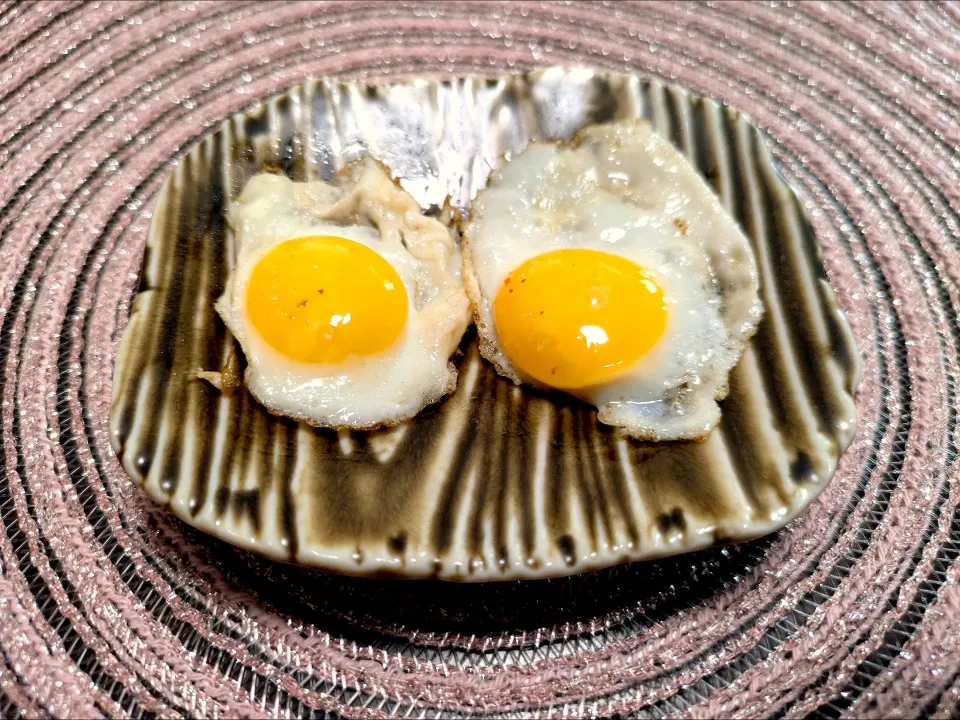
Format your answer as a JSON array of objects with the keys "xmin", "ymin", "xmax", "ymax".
[
  {"xmin": 493, "ymin": 248, "xmax": 667, "ymax": 389},
  {"xmin": 245, "ymin": 236, "xmax": 408, "ymax": 364}
]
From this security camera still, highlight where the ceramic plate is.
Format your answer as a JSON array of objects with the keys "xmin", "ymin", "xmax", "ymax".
[{"xmin": 109, "ymin": 67, "xmax": 859, "ymax": 581}]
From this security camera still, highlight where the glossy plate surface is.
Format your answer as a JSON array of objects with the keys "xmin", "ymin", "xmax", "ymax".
[{"xmin": 110, "ymin": 67, "xmax": 859, "ymax": 581}]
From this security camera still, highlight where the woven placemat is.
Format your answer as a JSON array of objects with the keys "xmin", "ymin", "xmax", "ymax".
[{"xmin": 1, "ymin": 2, "xmax": 958, "ymax": 717}]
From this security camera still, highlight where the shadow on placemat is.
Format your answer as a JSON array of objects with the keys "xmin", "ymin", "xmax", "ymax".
[{"xmin": 206, "ymin": 532, "xmax": 776, "ymax": 641}]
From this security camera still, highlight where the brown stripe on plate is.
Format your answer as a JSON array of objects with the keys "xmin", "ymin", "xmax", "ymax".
[{"xmin": 110, "ymin": 67, "xmax": 860, "ymax": 581}]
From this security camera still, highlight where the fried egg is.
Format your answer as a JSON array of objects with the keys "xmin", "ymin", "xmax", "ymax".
[
  {"xmin": 462, "ymin": 120, "xmax": 762, "ymax": 441},
  {"xmin": 214, "ymin": 158, "xmax": 471, "ymax": 429}
]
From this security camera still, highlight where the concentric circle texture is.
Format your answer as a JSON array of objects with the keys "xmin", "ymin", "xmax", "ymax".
[{"xmin": 0, "ymin": 2, "xmax": 958, "ymax": 718}]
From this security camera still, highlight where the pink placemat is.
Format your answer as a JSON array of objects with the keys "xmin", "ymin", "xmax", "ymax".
[{"xmin": 1, "ymin": 1, "xmax": 958, "ymax": 717}]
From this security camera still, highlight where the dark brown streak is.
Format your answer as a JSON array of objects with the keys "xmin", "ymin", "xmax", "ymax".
[
  {"xmin": 185, "ymin": 134, "xmax": 229, "ymax": 518},
  {"xmin": 429, "ymin": 364, "xmax": 489, "ymax": 556},
  {"xmin": 209, "ymin": 342, "xmax": 245, "ymax": 516},
  {"xmin": 112, "ymin": 276, "xmax": 148, "ymax": 455},
  {"xmin": 724, "ymin": 108, "xmax": 807, "ymax": 455},
  {"xmin": 590, "ymin": 420, "xmax": 629, "ymax": 552},
  {"xmin": 544, "ymin": 404, "xmax": 566, "ymax": 548},
  {"xmin": 568, "ymin": 410, "xmax": 599, "ymax": 549},
  {"xmin": 512, "ymin": 391, "xmax": 535, "ymax": 563},
  {"xmin": 691, "ymin": 97, "xmax": 716, "ymax": 191},
  {"xmin": 791, "ymin": 190, "xmax": 858, "ymax": 391},
  {"xmin": 218, "ymin": 381, "xmax": 256, "ymax": 522},
  {"xmin": 494, "ymin": 384, "xmax": 516, "ymax": 571},
  {"xmin": 557, "ymin": 534, "xmax": 576, "ymax": 566},
  {"xmin": 277, "ymin": 418, "xmax": 300, "ymax": 560},
  {"xmin": 583, "ymin": 416, "xmax": 616, "ymax": 554},
  {"xmin": 602, "ymin": 437, "xmax": 641, "ymax": 552},
  {"xmin": 648, "ymin": 82, "xmax": 670, "ymax": 138},
  {"xmin": 753, "ymin": 129, "xmax": 838, "ymax": 441},
  {"xmin": 639, "ymin": 82, "xmax": 656, "ymax": 123},
  {"xmin": 719, "ymin": 364, "xmax": 791, "ymax": 513},
  {"xmin": 230, "ymin": 114, "xmax": 259, "ymax": 196},
  {"xmin": 486, "ymin": 378, "xmax": 511, "ymax": 571},
  {"xmin": 130, "ymin": 156, "xmax": 196, "ymax": 492},
  {"xmin": 253, "ymin": 400, "xmax": 279, "ymax": 498},
  {"xmin": 242, "ymin": 104, "xmax": 270, "ymax": 140},
  {"xmin": 465, "ymin": 369, "xmax": 500, "ymax": 567},
  {"xmin": 625, "ymin": 443, "xmax": 671, "ymax": 535},
  {"xmin": 663, "ymin": 85, "xmax": 688, "ymax": 158},
  {"xmin": 232, "ymin": 490, "xmax": 262, "ymax": 536},
  {"xmin": 274, "ymin": 93, "xmax": 302, "ymax": 181},
  {"xmin": 551, "ymin": 406, "xmax": 595, "ymax": 549},
  {"xmin": 587, "ymin": 76, "xmax": 618, "ymax": 126}
]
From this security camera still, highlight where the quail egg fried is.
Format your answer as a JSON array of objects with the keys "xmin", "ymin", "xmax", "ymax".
[
  {"xmin": 213, "ymin": 158, "xmax": 471, "ymax": 429},
  {"xmin": 462, "ymin": 120, "xmax": 763, "ymax": 441}
]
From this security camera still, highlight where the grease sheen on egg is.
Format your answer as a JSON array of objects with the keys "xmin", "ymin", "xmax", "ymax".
[{"xmin": 493, "ymin": 248, "xmax": 667, "ymax": 390}]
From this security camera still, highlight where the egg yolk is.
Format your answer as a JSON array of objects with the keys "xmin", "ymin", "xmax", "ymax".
[
  {"xmin": 493, "ymin": 248, "xmax": 667, "ymax": 389},
  {"xmin": 245, "ymin": 235, "xmax": 408, "ymax": 364}
]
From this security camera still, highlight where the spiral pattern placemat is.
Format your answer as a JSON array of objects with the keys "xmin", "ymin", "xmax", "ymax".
[{"xmin": 1, "ymin": 2, "xmax": 957, "ymax": 718}]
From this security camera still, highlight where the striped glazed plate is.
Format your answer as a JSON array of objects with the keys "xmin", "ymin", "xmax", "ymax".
[{"xmin": 109, "ymin": 67, "xmax": 859, "ymax": 581}]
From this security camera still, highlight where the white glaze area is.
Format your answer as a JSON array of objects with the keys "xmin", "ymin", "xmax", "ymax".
[{"xmin": 464, "ymin": 121, "xmax": 763, "ymax": 440}]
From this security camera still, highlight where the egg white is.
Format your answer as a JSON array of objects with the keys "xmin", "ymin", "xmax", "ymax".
[
  {"xmin": 463, "ymin": 120, "xmax": 763, "ymax": 441},
  {"xmin": 214, "ymin": 160, "xmax": 470, "ymax": 429}
]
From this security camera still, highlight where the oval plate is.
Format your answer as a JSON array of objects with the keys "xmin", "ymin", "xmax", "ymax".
[{"xmin": 110, "ymin": 67, "xmax": 860, "ymax": 581}]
